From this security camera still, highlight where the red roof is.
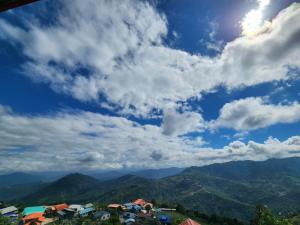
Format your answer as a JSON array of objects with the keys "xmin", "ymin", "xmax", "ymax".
[
  {"xmin": 23, "ymin": 212, "xmax": 44, "ymax": 221},
  {"xmin": 134, "ymin": 198, "xmax": 146, "ymax": 206},
  {"xmin": 180, "ymin": 218, "xmax": 201, "ymax": 225},
  {"xmin": 23, "ymin": 213, "xmax": 45, "ymax": 223},
  {"xmin": 54, "ymin": 203, "xmax": 69, "ymax": 211}
]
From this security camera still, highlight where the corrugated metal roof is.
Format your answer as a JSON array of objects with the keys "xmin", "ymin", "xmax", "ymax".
[
  {"xmin": 84, "ymin": 203, "xmax": 94, "ymax": 208},
  {"xmin": 94, "ymin": 211, "xmax": 110, "ymax": 217},
  {"xmin": 0, "ymin": 206, "xmax": 18, "ymax": 215},
  {"xmin": 79, "ymin": 207, "xmax": 94, "ymax": 215},
  {"xmin": 22, "ymin": 206, "xmax": 46, "ymax": 216}
]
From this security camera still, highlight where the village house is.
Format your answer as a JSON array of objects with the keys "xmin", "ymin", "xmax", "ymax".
[
  {"xmin": 134, "ymin": 199, "xmax": 146, "ymax": 207},
  {"xmin": 124, "ymin": 203, "xmax": 142, "ymax": 212},
  {"xmin": 84, "ymin": 203, "xmax": 94, "ymax": 208},
  {"xmin": 23, "ymin": 206, "xmax": 47, "ymax": 216},
  {"xmin": 79, "ymin": 207, "xmax": 95, "ymax": 217},
  {"xmin": 67, "ymin": 204, "xmax": 84, "ymax": 215},
  {"xmin": 57, "ymin": 209, "xmax": 75, "ymax": 220},
  {"xmin": 93, "ymin": 211, "xmax": 110, "ymax": 221},
  {"xmin": 0, "ymin": 206, "xmax": 18, "ymax": 221},
  {"xmin": 124, "ymin": 217, "xmax": 136, "ymax": 225},
  {"xmin": 159, "ymin": 215, "xmax": 172, "ymax": 225},
  {"xmin": 136, "ymin": 212, "xmax": 155, "ymax": 224},
  {"xmin": 22, "ymin": 212, "xmax": 46, "ymax": 225},
  {"xmin": 54, "ymin": 203, "xmax": 69, "ymax": 211},
  {"xmin": 123, "ymin": 212, "xmax": 136, "ymax": 219}
]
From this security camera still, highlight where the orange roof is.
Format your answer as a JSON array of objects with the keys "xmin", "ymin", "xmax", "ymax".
[
  {"xmin": 108, "ymin": 204, "xmax": 122, "ymax": 208},
  {"xmin": 54, "ymin": 203, "xmax": 69, "ymax": 211},
  {"xmin": 180, "ymin": 218, "xmax": 201, "ymax": 225},
  {"xmin": 134, "ymin": 198, "xmax": 146, "ymax": 206},
  {"xmin": 23, "ymin": 212, "xmax": 44, "ymax": 221}
]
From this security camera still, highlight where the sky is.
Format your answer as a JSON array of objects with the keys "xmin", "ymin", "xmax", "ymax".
[{"xmin": 0, "ymin": 0, "xmax": 300, "ymax": 173}]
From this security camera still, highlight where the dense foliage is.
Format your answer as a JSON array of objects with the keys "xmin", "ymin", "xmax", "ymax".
[{"xmin": 250, "ymin": 205, "xmax": 293, "ymax": 225}]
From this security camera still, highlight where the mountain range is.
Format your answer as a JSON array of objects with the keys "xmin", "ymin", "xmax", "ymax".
[{"xmin": 2, "ymin": 157, "xmax": 300, "ymax": 221}]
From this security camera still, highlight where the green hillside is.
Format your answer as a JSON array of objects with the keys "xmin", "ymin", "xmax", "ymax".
[{"xmin": 15, "ymin": 157, "xmax": 300, "ymax": 221}]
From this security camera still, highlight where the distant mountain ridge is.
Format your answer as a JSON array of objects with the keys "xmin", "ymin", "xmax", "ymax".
[
  {"xmin": 7, "ymin": 157, "xmax": 300, "ymax": 221},
  {"xmin": 91, "ymin": 167, "xmax": 184, "ymax": 181},
  {"xmin": 0, "ymin": 172, "xmax": 44, "ymax": 187},
  {"xmin": 183, "ymin": 157, "xmax": 300, "ymax": 180}
]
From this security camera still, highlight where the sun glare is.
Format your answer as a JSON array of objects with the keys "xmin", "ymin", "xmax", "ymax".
[{"xmin": 241, "ymin": 0, "xmax": 271, "ymax": 37}]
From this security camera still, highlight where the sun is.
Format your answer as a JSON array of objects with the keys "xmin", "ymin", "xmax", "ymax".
[
  {"xmin": 241, "ymin": 0, "xmax": 271, "ymax": 37},
  {"xmin": 241, "ymin": 9, "xmax": 263, "ymax": 36}
]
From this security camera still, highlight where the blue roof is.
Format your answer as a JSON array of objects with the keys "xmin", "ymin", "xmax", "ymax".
[
  {"xmin": 159, "ymin": 215, "xmax": 171, "ymax": 223},
  {"xmin": 79, "ymin": 207, "xmax": 95, "ymax": 215},
  {"xmin": 23, "ymin": 206, "xmax": 46, "ymax": 216}
]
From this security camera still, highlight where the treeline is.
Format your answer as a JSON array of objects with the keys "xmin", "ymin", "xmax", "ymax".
[
  {"xmin": 172, "ymin": 203, "xmax": 245, "ymax": 225},
  {"xmin": 173, "ymin": 203, "xmax": 295, "ymax": 225}
]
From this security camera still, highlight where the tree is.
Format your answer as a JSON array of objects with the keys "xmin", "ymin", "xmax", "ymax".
[
  {"xmin": 0, "ymin": 216, "xmax": 11, "ymax": 225},
  {"xmin": 175, "ymin": 204, "xmax": 186, "ymax": 214},
  {"xmin": 251, "ymin": 205, "xmax": 293, "ymax": 225}
]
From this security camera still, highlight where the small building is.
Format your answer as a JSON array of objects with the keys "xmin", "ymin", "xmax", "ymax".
[
  {"xmin": 124, "ymin": 218, "xmax": 135, "ymax": 225},
  {"xmin": 54, "ymin": 203, "xmax": 69, "ymax": 211},
  {"xmin": 79, "ymin": 207, "xmax": 95, "ymax": 217},
  {"xmin": 68, "ymin": 204, "xmax": 84, "ymax": 212},
  {"xmin": 124, "ymin": 203, "xmax": 142, "ymax": 212},
  {"xmin": 94, "ymin": 211, "xmax": 110, "ymax": 221},
  {"xmin": 0, "ymin": 206, "xmax": 18, "ymax": 221},
  {"xmin": 23, "ymin": 206, "xmax": 47, "ymax": 216},
  {"xmin": 136, "ymin": 212, "xmax": 154, "ymax": 223},
  {"xmin": 134, "ymin": 199, "xmax": 146, "ymax": 207},
  {"xmin": 57, "ymin": 209, "xmax": 75, "ymax": 220},
  {"xmin": 57, "ymin": 210, "xmax": 66, "ymax": 218},
  {"xmin": 123, "ymin": 212, "xmax": 136, "ymax": 219},
  {"xmin": 22, "ymin": 212, "xmax": 46, "ymax": 225},
  {"xmin": 108, "ymin": 203, "xmax": 125, "ymax": 210},
  {"xmin": 84, "ymin": 203, "xmax": 94, "ymax": 208},
  {"xmin": 159, "ymin": 215, "xmax": 172, "ymax": 225}
]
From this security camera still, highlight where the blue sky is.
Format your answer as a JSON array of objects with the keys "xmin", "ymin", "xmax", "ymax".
[{"xmin": 0, "ymin": 0, "xmax": 300, "ymax": 173}]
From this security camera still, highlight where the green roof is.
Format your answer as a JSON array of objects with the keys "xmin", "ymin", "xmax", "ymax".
[{"xmin": 22, "ymin": 206, "xmax": 46, "ymax": 216}]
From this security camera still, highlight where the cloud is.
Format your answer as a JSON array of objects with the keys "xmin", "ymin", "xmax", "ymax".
[
  {"xmin": 0, "ymin": 1, "xmax": 299, "ymax": 117},
  {"xmin": 162, "ymin": 109, "xmax": 204, "ymax": 136},
  {"xmin": 0, "ymin": 105, "xmax": 300, "ymax": 173},
  {"xmin": 211, "ymin": 97, "xmax": 300, "ymax": 131},
  {"xmin": 240, "ymin": 0, "xmax": 271, "ymax": 36}
]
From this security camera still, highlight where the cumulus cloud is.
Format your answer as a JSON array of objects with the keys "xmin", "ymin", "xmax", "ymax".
[
  {"xmin": 162, "ymin": 109, "xmax": 204, "ymax": 136},
  {"xmin": 0, "ymin": 105, "xmax": 300, "ymax": 173},
  {"xmin": 211, "ymin": 97, "xmax": 300, "ymax": 131},
  {"xmin": 0, "ymin": 1, "xmax": 299, "ymax": 117}
]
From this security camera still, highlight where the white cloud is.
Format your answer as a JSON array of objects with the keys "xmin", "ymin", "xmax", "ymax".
[
  {"xmin": 0, "ymin": 1, "xmax": 299, "ymax": 117},
  {"xmin": 211, "ymin": 97, "xmax": 300, "ymax": 131},
  {"xmin": 162, "ymin": 109, "xmax": 204, "ymax": 136},
  {"xmin": 0, "ymin": 105, "xmax": 300, "ymax": 173},
  {"xmin": 1, "ymin": 1, "xmax": 300, "ymax": 172}
]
